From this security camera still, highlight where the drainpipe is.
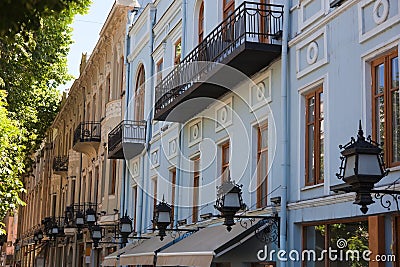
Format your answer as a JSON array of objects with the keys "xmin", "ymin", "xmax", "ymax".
[
  {"xmin": 120, "ymin": 9, "xmax": 134, "ymax": 228},
  {"xmin": 174, "ymin": 125, "xmax": 183, "ymax": 226},
  {"xmin": 181, "ymin": 0, "xmax": 187, "ymax": 57},
  {"xmin": 138, "ymin": 5, "xmax": 157, "ymax": 235},
  {"xmin": 280, "ymin": 2, "xmax": 290, "ymax": 266}
]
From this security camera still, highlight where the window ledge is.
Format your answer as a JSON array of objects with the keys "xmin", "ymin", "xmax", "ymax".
[
  {"xmin": 388, "ymin": 165, "xmax": 400, "ymax": 172},
  {"xmin": 108, "ymin": 195, "xmax": 116, "ymax": 199},
  {"xmin": 301, "ymin": 183, "xmax": 324, "ymax": 191}
]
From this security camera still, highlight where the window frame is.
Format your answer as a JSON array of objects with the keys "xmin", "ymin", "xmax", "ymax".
[
  {"xmin": 371, "ymin": 50, "xmax": 399, "ymax": 167},
  {"xmin": 174, "ymin": 38, "xmax": 182, "ymax": 66},
  {"xmin": 156, "ymin": 58, "xmax": 163, "ymax": 84},
  {"xmin": 305, "ymin": 87, "xmax": 324, "ymax": 186},
  {"xmin": 109, "ymin": 160, "xmax": 117, "ymax": 196},
  {"xmin": 221, "ymin": 141, "xmax": 230, "ymax": 183},
  {"xmin": 257, "ymin": 122, "xmax": 268, "ymax": 208},
  {"xmin": 192, "ymin": 156, "xmax": 200, "ymax": 223},
  {"xmin": 135, "ymin": 65, "xmax": 146, "ymax": 121},
  {"xmin": 198, "ymin": 1, "xmax": 204, "ymax": 43}
]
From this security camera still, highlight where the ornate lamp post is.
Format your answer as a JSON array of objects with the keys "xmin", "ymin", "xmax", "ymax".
[
  {"xmin": 153, "ymin": 200, "xmax": 172, "ymax": 241},
  {"xmin": 90, "ymin": 225, "xmax": 102, "ymax": 248},
  {"xmin": 215, "ymin": 180, "xmax": 246, "ymax": 231},
  {"xmin": 75, "ymin": 211, "xmax": 85, "ymax": 228},
  {"xmin": 332, "ymin": 121, "xmax": 400, "ymax": 213},
  {"xmin": 119, "ymin": 213, "xmax": 133, "ymax": 245},
  {"xmin": 85, "ymin": 207, "xmax": 97, "ymax": 226}
]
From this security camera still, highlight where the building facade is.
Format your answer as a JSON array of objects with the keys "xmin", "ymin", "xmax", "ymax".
[{"xmin": 7, "ymin": 0, "xmax": 400, "ymax": 267}]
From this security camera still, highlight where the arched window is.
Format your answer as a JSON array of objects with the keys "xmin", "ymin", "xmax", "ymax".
[
  {"xmin": 198, "ymin": 1, "xmax": 204, "ymax": 43},
  {"xmin": 135, "ymin": 65, "xmax": 145, "ymax": 121}
]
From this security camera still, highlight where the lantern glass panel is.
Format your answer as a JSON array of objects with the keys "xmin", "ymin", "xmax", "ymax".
[
  {"xmin": 224, "ymin": 192, "xmax": 241, "ymax": 208},
  {"xmin": 92, "ymin": 230, "xmax": 102, "ymax": 239},
  {"xmin": 76, "ymin": 217, "xmax": 84, "ymax": 226},
  {"xmin": 344, "ymin": 154, "xmax": 356, "ymax": 178},
  {"xmin": 158, "ymin": 211, "xmax": 171, "ymax": 223},
  {"xmin": 51, "ymin": 227, "xmax": 59, "ymax": 235},
  {"xmin": 358, "ymin": 154, "xmax": 382, "ymax": 175},
  {"xmin": 86, "ymin": 214, "xmax": 96, "ymax": 223},
  {"xmin": 120, "ymin": 223, "xmax": 132, "ymax": 234}
]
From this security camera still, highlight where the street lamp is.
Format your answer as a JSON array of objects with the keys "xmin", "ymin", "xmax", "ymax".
[
  {"xmin": 153, "ymin": 200, "xmax": 172, "ymax": 241},
  {"xmin": 90, "ymin": 225, "xmax": 102, "ymax": 248},
  {"xmin": 85, "ymin": 208, "xmax": 97, "ymax": 226},
  {"xmin": 37, "ymin": 230, "xmax": 43, "ymax": 242},
  {"xmin": 119, "ymin": 213, "xmax": 133, "ymax": 245},
  {"xmin": 333, "ymin": 121, "xmax": 392, "ymax": 213},
  {"xmin": 215, "ymin": 179, "xmax": 246, "ymax": 231},
  {"xmin": 75, "ymin": 211, "xmax": 85, "ymax": 227}
]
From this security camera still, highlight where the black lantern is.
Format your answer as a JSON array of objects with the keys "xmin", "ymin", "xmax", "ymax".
[
  {"xmin": 90, "ymin": 225, "xmax": 102, "ymax": 247},
  {"xmin": 215, "ymin": 180, "xmax": 246, "ymax": 231},
  {"xmin": 336, "ymin": 122, "xmax": 388, "ymax": 214},
  {"xmin": 33, "ymin": 233, "xmax": 39, "ymax": 244},
  {"xmin": 85, "ymin": 208, "xmax": 97, "ymax": 226},
  {"xmin": 75, "ymin": 211, "xmax": 85, "ymax": 227},
  {"xmin": 153, "ymin": 200, "xmax": 172, "ymax": 240},
  {"xmin": 119, "ymin": 213, "xmax": 133, "ymax": 244},
  {"xmin": 37, "ymin": 230, "xmax": 43, "ymax": 241}
]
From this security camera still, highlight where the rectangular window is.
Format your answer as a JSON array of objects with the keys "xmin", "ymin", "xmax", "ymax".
[
  {"xmin": 192, "ymin": 156, "xmax": 200, "ymax": 223},
  {"xmin": 305, "ymin": 87, "xmax": 324, "ymax": 186},
  {"xmin": 257, "ymin": 123, "xmax": 268, "ymax": 208},
  {"xmin": 106, "ymin": 74, "xmax": 111, "ymax": 103},
  {"xmin": 372, "ymin": 50, "xmax": 399, "ymax": 167},
  {"xmin": 152, "ymin": 178, "xmax": 158, "ymax": 229},
  {"xmin": 170, "ymin": 168, "xmax": 176, "ymax": 227},
  {"xmin": 303, "ymin": 220, "xmax": 369, "ymax": 267},
  {"xmin": 88, "ymin": 171, "xmax": 92, "ymax": 202},
  {"xmin": 133, "ymin": 185, "xmax": 137, "ymax": 232},
  {"xmin": 70, "ymin": 179, "xmax": 76, "ymax": 205},
  {"xmin": 109, "ymin": 160, "xmax": 117, "ymax": 195},
  {"xmin": 156, "ymin": 58, "xmax": 163, "ymax": 84},
  {"xmin": 221, "ymin": 142, "xmax": 230, "ymax": 182},
  {"xmin": 174, "ymin": 39, "xmax": 182, "ymax": 65}
]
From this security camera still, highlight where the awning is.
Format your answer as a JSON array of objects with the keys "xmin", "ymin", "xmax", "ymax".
[
  {"xmin": 102, "ymin": 242, "xmax": 139, "ymax": 266},
  {"xmin": 157, "ymin": 219, "xmax": 271, "ymax": 267},
  {"xmin": 119, "ymin": 235, "xmax": 175, "ymax": 265}
]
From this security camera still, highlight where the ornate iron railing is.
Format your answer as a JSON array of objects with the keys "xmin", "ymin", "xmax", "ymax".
[
  {"xmin": 73, "ymin": 122, "xmax": 101, "ymax": 146},
  {"xmin": 154, "ymin": 1, "xmax": 283, "ymax": 114},
  {"xmin": 108, "ymin": 120, "xmax": 147, "ymax": 153},
  {"xmin": 52, "ymin": 156, "xmax": 68, "ymax": 172}
]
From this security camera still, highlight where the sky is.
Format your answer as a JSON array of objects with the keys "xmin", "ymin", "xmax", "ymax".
[{"xmin": 59, "ymin": 1, "xmax": 115, "ymax": 92}]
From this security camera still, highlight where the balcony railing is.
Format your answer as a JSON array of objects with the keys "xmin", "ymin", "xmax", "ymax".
[
  {"xmin": 108, "ymin": 120, "xmax": 147, "ymax": 159},
  {"xmin": 154, "ymin": 2, "xmax": 283, "ymax": 119},
  {"xmin": 73, "ymin": 122, "xmax": 101, "ymax": 145},
  {"xmin": 53, "ymin": 156, "xmax": 68, "ymax": 173}
]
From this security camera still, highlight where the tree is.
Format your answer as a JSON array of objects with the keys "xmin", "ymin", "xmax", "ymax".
[
  {"xmin": 0, "ymin": 0, "xmax": 91, "ymax": 232},
  {"xmin": 0, "ymin": 91, "xmax": 25, "ymax": 234},
  {"xmin": 0, "ymin": 0, "xmax": 91, "ymax": 37}
]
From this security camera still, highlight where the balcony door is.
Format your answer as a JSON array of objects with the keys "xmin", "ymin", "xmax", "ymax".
[
  {"xmin": 223, "ymin": 0, "xmax": 235, "ymax": 42},
  {"xmin": 260, "ymin": 0, "xmax": 270, "ymax": 43},
  {"xmin": 135, "ymin": 65, "xmax": 145, "ymax": 121}
]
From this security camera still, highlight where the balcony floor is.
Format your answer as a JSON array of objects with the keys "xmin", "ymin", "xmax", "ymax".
[
  {"xmin": 108, "ymin": 142, "xmax": 145, "ymax": 160},
  {"xmin": 154, "ymin": 41, "xmax": 281, "ymax": 122}
]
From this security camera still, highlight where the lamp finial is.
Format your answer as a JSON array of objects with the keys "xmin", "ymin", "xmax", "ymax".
[{"xmin": 357, "ymin": 120, "xmax": 365, "ymax": 141}]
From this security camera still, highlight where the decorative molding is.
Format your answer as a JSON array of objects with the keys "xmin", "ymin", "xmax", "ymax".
[
  {"xmin": 150, "ymin": 147, "xmax": 160, "ymax": 169},
  {"xmin": 188, "ymin": 118, "xmax": 203, "ymax": 147},
  {"xmin": 296, "ymin": 26, "xmax": 328, "ymax": 79},
  {"xmin": 167, "ymin": 137, "xmax": 178, "ymax": 159},
  {"xmin": 358, "ymin": 0, "xmax": 400, "ymax": 43},
  {"xmin": 215, "ymin": 97, "xmax": 233, "ymax": 132},
  {"xmin": 250, "ymin": 70, "xmax": 272, "ymax": 111},
  {"xmin": 298, "ymin": 0, "xmax": 327, "ymax": 31}
]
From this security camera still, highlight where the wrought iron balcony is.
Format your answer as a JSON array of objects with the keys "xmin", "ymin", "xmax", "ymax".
[
  {"xmin": 73, "ymin": 122, "xmax": 101, "ymax": 155},
  {"xmin": 53, "ymin": 156, "xmax": 68, "ymax": 174},
  {"xmin": 154, "ymin": 1, "xmax": 283, "ymax": 122},
  {"xmin": 108, "ymin": 120, "xmax": 146, "ymax": 159}
]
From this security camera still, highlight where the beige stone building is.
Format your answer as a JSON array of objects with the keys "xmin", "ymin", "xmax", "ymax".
[{"xmin": 13, "ymin": 1, "xmax": 135, "ymax": 266}]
